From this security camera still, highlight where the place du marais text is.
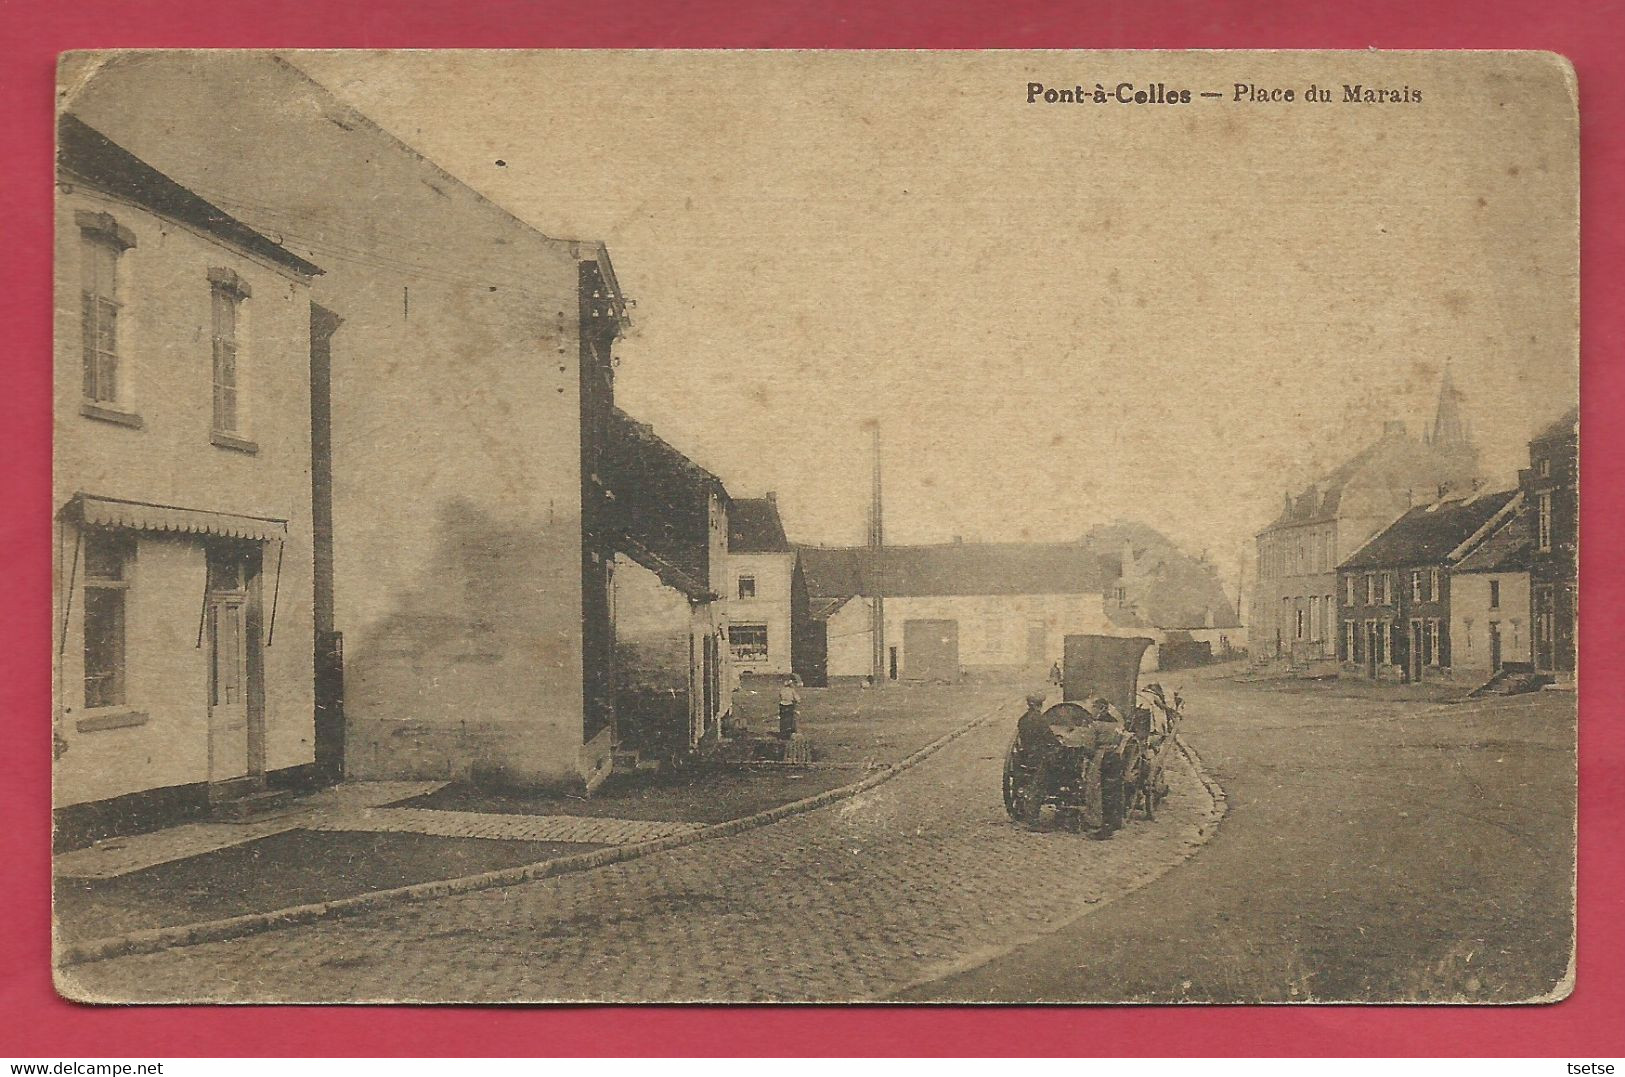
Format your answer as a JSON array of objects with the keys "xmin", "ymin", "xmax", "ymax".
[{"xmin": 1025, "ymin": 82, "xmax": 1424, "ymax": 105}]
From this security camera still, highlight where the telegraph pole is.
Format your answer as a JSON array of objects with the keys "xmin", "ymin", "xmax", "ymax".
[{"xmin": 869, "ymin": 421, "xmax": 886, "ymax": 683}]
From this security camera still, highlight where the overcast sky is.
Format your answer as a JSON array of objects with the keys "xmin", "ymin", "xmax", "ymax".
[{"xmin": 294, "ymin": 51, "xmax": 1577, "ymax": 591}]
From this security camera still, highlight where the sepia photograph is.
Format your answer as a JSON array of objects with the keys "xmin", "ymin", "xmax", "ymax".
[{"xmin": 49, "ymin": 48, "xmax": 1578, "ymax": 1005}]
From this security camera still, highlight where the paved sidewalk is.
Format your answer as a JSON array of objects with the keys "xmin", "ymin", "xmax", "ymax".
[
  {"xmin": 306, "ymin": 808, "xmax": 707, "ymax": 845},
  {"xmin": 55, "ymin": 781, "xmax": 447, "ymax": 879}
]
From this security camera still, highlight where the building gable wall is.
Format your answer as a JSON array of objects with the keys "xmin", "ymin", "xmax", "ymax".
[{"xmin": 68, "ymin": 53, "xmax": 597, "ymax": 787}]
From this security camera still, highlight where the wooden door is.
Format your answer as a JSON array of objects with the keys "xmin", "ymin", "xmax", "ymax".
[
  {"xmin": 207, "ymin": 592, "xmax": 250, "ymax": 782},
  {"xmin": 1532, "ymin": 587, "xmax": 1554, "ymax": 671},
  {"xmin": 1489, "ymin": 622, "xmax": 1503, "ymax": 671},
  {"xmin": 206, "ymin": 547, "xmax": 263, "ymax": 783}
]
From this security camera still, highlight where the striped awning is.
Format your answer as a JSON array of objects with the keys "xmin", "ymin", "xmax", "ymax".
[{"xmin": 69, "ymin": 493, "xmax": 287, "ymax": 543}]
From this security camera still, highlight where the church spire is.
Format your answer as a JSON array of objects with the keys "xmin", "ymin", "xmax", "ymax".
[{"xmin": 1430, "ymin": 361, "xmax": 1469, "ymax": 448}]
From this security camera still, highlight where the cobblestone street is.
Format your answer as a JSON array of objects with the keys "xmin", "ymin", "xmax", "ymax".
[
  {"xmin": 906, "ymin": 678, "xmax": 1577, "ymax": 1003},
  {"xmin": 59, "ymin": 688, "xmax": 1222, "ymax": 1003}
]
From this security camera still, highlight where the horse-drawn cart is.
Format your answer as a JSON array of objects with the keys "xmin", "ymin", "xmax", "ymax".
[{"xmin": 1002, "ymin": 634, "xmax": 1183, "ymax": 836}]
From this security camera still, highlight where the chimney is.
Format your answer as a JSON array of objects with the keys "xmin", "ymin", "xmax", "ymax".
[{"xmin": 765, "ymin": 491, "xmax": 777, "ymax": 503}]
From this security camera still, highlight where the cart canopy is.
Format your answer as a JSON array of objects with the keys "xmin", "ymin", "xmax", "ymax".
[{"xmin": 1062, "ymin": 634, "xmax": 1155, "ymax": 717}]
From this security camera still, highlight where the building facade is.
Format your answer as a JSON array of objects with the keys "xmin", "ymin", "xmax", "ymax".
[
  {"xmin": 1524, "ymin": 409, "xmax": 1578, "ymax": 678},
  {"xmin": 70, "ymin": 53, "xmax": 636, "ymax": 792},
  {"xmin": 1254, "ymin": 376, "xmax": 1479, "ymax": 663},
  {"xmin": 54, "ymin": 117, "xmax": 324, "ymax": 841},
  {"xmin": 725, "ymin": 495, "xmax": 809, "ymax": 678},
  {"xmin": 1450, "ymin": 502, "xmax": 1533, "ymax": 677},
  {"xmin": 1336, "ymin": 489, "xmax": 1519, "ymax": 681},
  {"xmin": 604, "ymin": 409, "xmax": 733, "ymax": 753},
  {"xmin": 800, "ymin": 541, "xmax": 1151, "ymax": 682}
]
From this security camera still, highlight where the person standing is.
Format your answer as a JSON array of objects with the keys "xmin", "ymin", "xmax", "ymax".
[
  {"xmin": 777, "ymin": 676, "xmax": 801, "ymax": 739},
  {"xmin": 1081, "ymin": 695, "xmax": 1129, "ymax": 836}
]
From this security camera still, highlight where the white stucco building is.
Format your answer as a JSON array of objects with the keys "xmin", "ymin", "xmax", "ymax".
[{"xmin": 54, "ymin": 115, "xmax": 323, "ymax": 842}]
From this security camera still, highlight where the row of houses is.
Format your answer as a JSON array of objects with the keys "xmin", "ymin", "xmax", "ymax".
[
  {"xmin": 52, "ymin": 54, "xmax": 757, "ymax": 843},
  {"xmin": 1252, "ymin": 369, "xmax": 1577, "ymax": 684}
]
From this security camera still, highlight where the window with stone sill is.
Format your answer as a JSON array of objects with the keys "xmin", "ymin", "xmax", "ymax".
[
  {"xmin": 82, "ymin": 531, "xmax": 133, "ymax": 709},
  {"xmin": 209, "ymin": 268, "xmax": 252, "ymax": 439},
  {"xmin": 79, "ymin": 218, "xmax": 134, "ymax": 409}
]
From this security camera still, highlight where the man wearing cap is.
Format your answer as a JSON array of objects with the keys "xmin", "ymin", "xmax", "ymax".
[
  {"xmin": 1078, "ymin": 695, "xmax": 1129, "ymax": 835},
  {"xmin": 1012, "ymin": 693, "xmax": 1061, "ymax": 824}
]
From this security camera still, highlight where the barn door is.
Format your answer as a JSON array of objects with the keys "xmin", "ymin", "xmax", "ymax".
[{"xmin": 903, "ymin": 619, "xmax": 959, "ymax": 682}]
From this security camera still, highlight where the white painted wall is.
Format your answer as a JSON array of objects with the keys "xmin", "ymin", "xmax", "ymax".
[
  {"xmin": 817, "ymin": 591, "xmax": 1156, "ymax": 680},
  {"xmin": 824, "ymin": 596, "xmax": 875, "ymax": 680},
  {"xmin": 726, "ymin": 550, "xmax": 794, "ymax": 674},
  {"xmin": 1451, "ymin": 572, "xmax": 1531, "ymax": 674}
]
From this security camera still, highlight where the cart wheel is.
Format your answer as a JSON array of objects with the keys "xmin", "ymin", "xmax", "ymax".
[{"xmin": 1002, "ymin": 743, "xmax": 1021, "ymax": 820}]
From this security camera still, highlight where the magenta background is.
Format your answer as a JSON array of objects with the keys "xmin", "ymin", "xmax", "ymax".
[{"xmin": 2, "ymin": 0, "xmax": 1622, "ymax": 1056}]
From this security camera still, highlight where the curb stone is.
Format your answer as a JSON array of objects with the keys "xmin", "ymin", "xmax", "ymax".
[{"xmin": 59, "ymin": 694, "xmax": 1021, "ymax": 967}]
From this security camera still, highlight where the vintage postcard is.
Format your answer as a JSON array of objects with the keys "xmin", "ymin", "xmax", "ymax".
[{"xmin": 50, "ymin": 49, "xmax": 1577, "ymax": 1004}]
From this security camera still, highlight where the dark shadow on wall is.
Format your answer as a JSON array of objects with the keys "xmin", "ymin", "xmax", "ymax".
[{"xmin": 342, "ymin": 497, "xmax": 584, "ymax": 786}]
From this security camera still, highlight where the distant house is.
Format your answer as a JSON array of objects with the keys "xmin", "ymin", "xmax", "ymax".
[
  {"xmin": 1336, "ymin": 488, "xmax": 1520, "ymax": 681},
  {"xmin": 1451, "ymin": 500, "xmax": 1533, "ymax": 677},
  {"xmin": 1111, "ymin": 538, "xmax": 1244, "ymax": 660},
  {"xmin": 725, "ymin": 494, "xmax": 815, "ymax": 682},
  {"xmin": 1524, "ymin": 409, "xmax": 1578, "ymax": 679},
  {"xmin": 54, "ymin": 116, "xmax": 324, "ymax": 842},
  {"xmin": 1254, "ymin": 374, "xmax": 1479, "ymax": 663},
  {"xmin": 799, "ymin": 541, "xmax": 1139, "ymax": 682}
]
